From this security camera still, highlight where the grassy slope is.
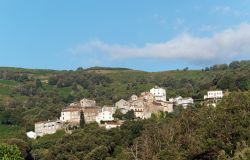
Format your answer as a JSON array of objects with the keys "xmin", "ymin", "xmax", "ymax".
[
  {"xmin": 0, "ymin": 124, "xmax": 24, "ymax": 143},
  {"xmin": 0, "ymin": 67, "xmax": 209, "ymax": 101}
]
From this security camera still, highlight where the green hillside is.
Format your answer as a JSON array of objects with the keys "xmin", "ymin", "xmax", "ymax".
[{"xmin": 0, "ymin": 60, "xmax": 250, "ymax": 159}]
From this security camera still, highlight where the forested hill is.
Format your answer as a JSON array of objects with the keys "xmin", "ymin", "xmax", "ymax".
[{"xmin": 0, "ymin": 60, "xmax": 250, "ymax": 159}]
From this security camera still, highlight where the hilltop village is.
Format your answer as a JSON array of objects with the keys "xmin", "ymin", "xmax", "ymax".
[{"xmin": 26, "ymin": 86, "xmax": 224, "ymax": 139}]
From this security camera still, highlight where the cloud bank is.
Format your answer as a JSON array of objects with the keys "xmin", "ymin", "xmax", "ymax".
[{"xmin": 70, "ymin": 24, "xmax": 250, "ymax": 63}]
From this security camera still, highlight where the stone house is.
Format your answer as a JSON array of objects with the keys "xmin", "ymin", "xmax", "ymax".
[
  {"xmin": 35, "ymin": 120, "xmax": 63, "ymax": 137},
  {"xmin": 115, "ymin": 99, "xmax": 130, "ymax": 114},
  {"xmin": 80, "ymin": 98, "xmax": 96, "ymax": 108},
  {"xmin": 130, "ymin": 99, "xmax": 145, "ymax": 119},
  {"xmin": 83, "ymin": 106, "xmax": 102, "ymax": 123}
]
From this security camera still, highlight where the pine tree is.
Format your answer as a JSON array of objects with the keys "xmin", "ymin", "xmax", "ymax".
[{"xmin": 80, "ymin": 111, "xmax": 85, "ymax": 128}]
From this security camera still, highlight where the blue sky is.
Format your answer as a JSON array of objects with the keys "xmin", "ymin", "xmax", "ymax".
[{"xmin": 1, "ymin": 0, "xmax": 250, "ymax": 71}]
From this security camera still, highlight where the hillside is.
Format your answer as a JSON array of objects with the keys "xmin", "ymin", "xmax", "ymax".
[{"xmin": 0, "ymin": 60, "xmax": 250, "ymax": 159}]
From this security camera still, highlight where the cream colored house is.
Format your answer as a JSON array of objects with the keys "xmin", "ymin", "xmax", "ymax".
[
  {"xmin": 150, "ymin": 86, "xmax": 166, "ymax": 101},
  {"xmin": 35, "ymin": 120, "xmax": 63, "ymax": 137}
]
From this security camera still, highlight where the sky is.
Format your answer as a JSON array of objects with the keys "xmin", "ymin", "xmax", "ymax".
[{"xmin": 1, "ymin": 0, "xmax": 250, "ymax": 71}]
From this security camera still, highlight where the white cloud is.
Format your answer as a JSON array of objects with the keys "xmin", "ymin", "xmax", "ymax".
[
  {"xmin": 70, "ymin": 24, "xmax": 250, "ymax": 63},
  {"xmin": 212, "ymin": 6, "xmax": 249, "ymax": 17}
]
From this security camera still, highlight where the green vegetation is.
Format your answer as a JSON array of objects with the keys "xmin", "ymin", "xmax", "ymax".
[
  {"xmin": 0, "ymin": 60, "xmax": 250, "ymax": 159},
  {"xmin": 0, "ymin": 143, "xmax": 23, "ymax": 160},
  {"xmin": 0, "ymin": 125, "xmax": 24, "ymax": 143}
]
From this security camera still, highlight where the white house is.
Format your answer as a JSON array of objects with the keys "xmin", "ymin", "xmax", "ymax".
[
  {"xmin": 60, "ymin": 107, "xmax": 81, "ymax": 123},
  {"xmin": 102, "ymin": 121, "xmax": 123, "ymax": 130},
  {"xmin": 26, "ymin": 131, "xmax": 37, "ymax": 139},
  {"xmin": 130, "ymin": 95, "xmax": 138, "ymax": 101},
  {"xmin": 169, "ymin": 96, "xmax": 194, "ymax": 108},
  {"xmin": 96, "ymin": 108, "xmax": 115, "ymax": 123},
  {"xmin": 150, "ymin": 86, "xmax": 166, "ymax": 101},
  {"xmin": 35, "ymin": 120, "xmax": 63, "ymax": 137},
  {"xmin": 204, "ymin": 90, "xmax": 223, "ymax": 100}
]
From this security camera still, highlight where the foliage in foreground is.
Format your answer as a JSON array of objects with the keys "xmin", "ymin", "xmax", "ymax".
[
  {"xmin": 0, "ymin": 143, "xmax": 23, "ymax": 160},
  {"xmin": 29, "ymin": 91, "xmax": 250, "ymax": 160}
]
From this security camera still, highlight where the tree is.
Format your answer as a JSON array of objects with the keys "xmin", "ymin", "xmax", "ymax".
[
  {"xmin": 124, "ymin": 110, "xmax": 135, "ymax": 120},
  {"xmin": 113, "ymin": 110, "xmax": 123, "ymax": 120},
  {"xmin": 229, "ymin": 61, "xmax": 240, "ymax": 69},
  {"xmin": 48, "ymin": 76, "xmax": 58, "ymax": 85},
  {"xmin": 80, "ymin": 111, "xmax": 85, "ymax": 128},
  {"xmin": 205, "ymin": 67, "xmax": 210, "ymax": 71},
  {"xmin": 183, "ymin": 67, "xmax": 189, "ymax": 71},
  {"xmin": 0, "ymin": 144, "xmax": 23, "ymax": 160},
  {"xmin": 35, "ymin": 79, "xmax": 43, "ymax": 88},
  {"xmin": 76, "ymin": 67, "xmax": 84, "ymax": 71}
]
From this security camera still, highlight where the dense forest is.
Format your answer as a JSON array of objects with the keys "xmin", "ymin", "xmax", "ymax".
[{"xmin": 0, "ymin": 60, "xmax": 250, "ymax": 159}]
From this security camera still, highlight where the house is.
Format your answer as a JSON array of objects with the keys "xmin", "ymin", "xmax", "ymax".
[
  {"xmin": 69, "ymin": 102, "xmax": 80, "ymax": 107},
  {"xmin": 35, "ymin": 120, "xmax": 63, "ymax": 137},
  {"xmin": 102, "ymin": 106, "xmax": 116, "ymax": 113},
  {"xmin": 154, "ymin": 100, "xmax": 174, "ymax": 113},
  {"xmin": 83, "ymin": 107, "xmax": 102, "ymax": 123},
  {"xmin": 130, "ymin": 94, "xmax": 138, "ymax": 101},
  {"xmin": 130, "ymin": 99, "xmax": 145, "ymax": 119},
  {"xmin": 204, "ymin": 90, "xmax": 224, "ymax": 107},
  {"xmin": 60, "ymin": 107, "xmax": 81, "ymax": 123},
  {"xmin": 26, "ymin": 131, "xmax": 37, "ymax": 139},
  {"xmin": 140, "ymin": 92, "xmax": 154, "ymax": 103},
  {"xmin": 96, "ymin": 106, "xmax": 116, "ymax": 123},
  {"xmin": 146, "ymin": 100, "xmax": 173, "ymax": 118},
  {"xmin": 80, "ymin": 98, "xmax": 96, "ymax": 108},
  {"xmin": 115, "ymin": 99, "xmax": 130, "ymax": 114},
  {"xmin": 101, "ymin": 120, "xmax": 124, "ymax": 129},
  {"xmin": 204, "ymin": 90, "xmax": 223, "ymax": 100},
  {"xmin": 41, "ymin": 80, "xmax": 49, "ymax": 84},
  {"xmin": 169, "ymin": 96, "xmax": 194, "ymax": 108},
  {"xmin": 96, "ymin": 107, "xmax": 115, "ymax": 123},
  {"xmin": 150, "ymin": 86, "xmax": 166, "ymax": 101},
  {"xmin": 60, "ymin": 105, "xmax": 101, "ymax": 124}
]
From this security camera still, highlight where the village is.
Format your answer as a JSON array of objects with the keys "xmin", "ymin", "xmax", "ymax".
[{"xmin": 26, "ymin": 86, "xmax": 224, "ymax": 139}]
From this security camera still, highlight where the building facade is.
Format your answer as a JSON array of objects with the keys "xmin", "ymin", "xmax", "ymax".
[
  {"xmin": 169, "ymin": 96, "xmax": 194, "ymax": 107},
  {"xmin": 115, "ymin": 99, "xmax": 130, "ymax": 114},
  {"xmin": 83, "ymin": 107, "xmax": 101, "ymax": 123},
  {"xmin": 150, "ymin": 86, "xmax": 166, "ymax": 101},
  {"xmin": 204, "ymin": 90, "xmax": 223, "ymax": 100},
  {"xmin": 130, "ymin": 99, "xmax": 145, "ymax": 119},
  {"xmin": 60, "ymin": 107, "xmax": 81, "ymax": 123},
  {"xmin": 35, "ymin": 120, "xmax": 63, "ymax": 137},
  {"xmin": 80, "ymin": 98, "xmax": 96, "ymax": 108}
]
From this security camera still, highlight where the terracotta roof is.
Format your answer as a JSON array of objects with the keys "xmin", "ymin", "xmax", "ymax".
[
  {"xmin": 62, "ymin": 107, "xmax": 82, "ymax": 112},
  {"xmin": 35, "ymin": 119, "xmax": 60, "ymax": 124}
]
